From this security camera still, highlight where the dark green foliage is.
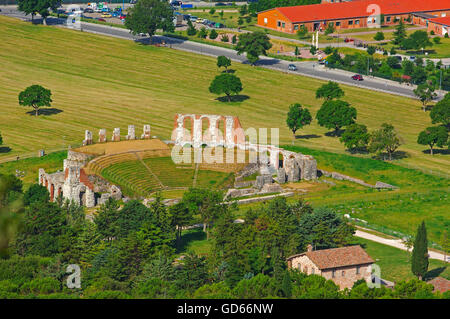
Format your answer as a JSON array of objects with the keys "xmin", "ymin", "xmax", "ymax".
[
  {"xmin": 281, "ymin": 270, "xmax": 292, "ymax": 298},
  {"xmin": 186, "ymin": 20, "xmax": 196, "ymax": 36},
  {"xmin": 296, "ymin": 24, "xmax": 308, "ymax": 39},
  {"xmin": 209, "ymin": 73, "xmax": 243, "ymax": 102},
  {"xmin": 401, "ymin": 30, "xmax": 432, "ymax": 51},
  {"xmin": 411, "ymin": 221, "xmax": 429, "ymax": 280},
  {"xmin": 116, "ymin": 200, "xmax": 153, "ymax": 238},
  {"xmin": 209, "ymin": 29, "xmax": 218, "ymax": 40},
  {"xmin": 176, "ymin": 254, "xmax": 209, "ymax": 293},
  {"xmin": 18, "ymin": 84, "xmax": 52, "ymax": 116},
  {"xmin": 339, "ymin": 123, "xmax": 369, "ymax": 151},
  {"xmin": 374, "ymin": 31, "xmax": 385, "ymax": 41},
  {"xmin": 316, "ymin": 100, "xmax": 357, "ymax": 135},
  {"xmin": 94, "ymin": 198, "xmax": 120, "ymax": 241},
  {"xmin": 23, "ymin": 184, "xmax": 49, "ymax": 206},
  {"xmin": 17, "ymin": 0, "xmax": 60, "ymax": 23},
  {"xmin": 217, "ymin": 55, "xmax": 231, "ymax": 71},
  {"xmin": 417, "ymin": 126, "xmax": 448, "ymax": 155},
  {"xmin": 368, "ymin": 123, "xmax": 402, "ymax": 161},
  {"xmin": 198, "ymin": 27, "xmax": 208, "ymax": 38},
  {"xmin": 315, "ymin": 81, "xmax": 344, "ymax": 101},
  {"xmin": 393, "ymin": 20, "xmax": 407, "ymax": 45},
  {"xmin": 366, "ymin": 46, "xmax": 376, "ymax": 55},
  {"xmin": 430, "ymin": 92, "xmax": 450, "ymax": 129},
  {"xmin": 286, "ymin": 103, "xmax": 312, "ymax": 137},
  {"xmin": 324, "ymin": 23, "xmax": 334, "ymax": 35},
  {"xmin": 414, "ymin": 83, "xmax": 437, "ymax": 111},
  {"xmin": 235, "ymin": 31, "xmax": 272, "ymax": 65},
  {"xmin": 124, "ymin": 0, "xmax": 174, "ymax": 37}
]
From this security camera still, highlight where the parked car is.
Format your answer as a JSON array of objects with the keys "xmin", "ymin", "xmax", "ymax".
[
  {"xmin": 190, "ymin": 16, "xmax": 198, "ymax": 22},
  {"xmin": 215, "ymin": 22, "xmax": 225, "ymax": 28},
  {"xmin": 170, "ymin": 0, "xmax": 182, "ymax": 6},
  {"xmin": 130, "ymin": 0, "xmax": 137, "ymax": 3},
  {"xmin": 288, "ymin": 64, "xmax": 297, "ymax": 71},
  {"xmin": 83, "ymin": 8, "xmax": 94, "ymax": 13},
  {"xmin": 183, "ymin": 14, "xmax": 191, "ymax": 21},
  {"xmin": 351, "ymin": 74, "xmax": 364, "ymax": 81},
  {"xmin": 409, "ymin": 55, "xmax": 416, "ymax": 61},
  {"xmin": 101, "ymin": 13, "xmax": 112, "ymax": 18},
  {"xmin": 215, "ymin": 2, "xmax": 226, "ymax": 6},
  {"xmin": 97, "ymin": 18, "xmax": 106, "ymax": 22},
  {"xmin": 196, "ymin": 18, "xmax": 204, "ymax": 23},
  {"xmin": 119, "ymin": 14, "xmax": 127, "ymax": 20}
]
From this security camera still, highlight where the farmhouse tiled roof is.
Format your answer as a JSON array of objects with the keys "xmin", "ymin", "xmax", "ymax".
[
  {"xmin": 270, "ymin": 0, "xmax": 450, "ymax": 23},
  {"xmin": 427, "ymin": 277, "xmax": 450, "ymax": 293},
  {"xmin": 287, "ymin": 245, "xmax": 374, "ymax": 270},
  {"xmin": 428, "ymin": 16, "xmax": 450, "ymax": 26}
]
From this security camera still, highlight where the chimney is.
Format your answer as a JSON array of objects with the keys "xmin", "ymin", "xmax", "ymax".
[{"xmin": 307, "ymin": 244, "xmax": 313, "ymax": 252}]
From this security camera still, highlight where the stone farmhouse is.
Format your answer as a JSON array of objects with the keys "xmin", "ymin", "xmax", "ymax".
[
  {"xmin": 257, "ymin": 0, "xmax": 450, "ymax": 33},
  {"xmin": 287, "ymin": 245, "xmax": 374, "ymax": 289}
]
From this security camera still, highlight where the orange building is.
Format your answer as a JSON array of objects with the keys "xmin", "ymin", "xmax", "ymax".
[
  {"xmin": 257, "ymin": 0, "xmax": 450, "ymax": 33},
  {"xmin": 427, "ymin": 16, "xmax": 450, "ymax": 36}
]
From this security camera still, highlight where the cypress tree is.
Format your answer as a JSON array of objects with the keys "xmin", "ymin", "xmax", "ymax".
[
  {"xmin": 281, "ymin": 270, "xmax": 292, "ymax": 298},
  {"xmin": 411, "ymin": 221, "xmax": 429, "ymax": 280}
]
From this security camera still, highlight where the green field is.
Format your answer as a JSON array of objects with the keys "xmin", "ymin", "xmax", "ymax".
[{"xmin": 0, "ymin": 15, "xmax": 447, "ymax": 176}]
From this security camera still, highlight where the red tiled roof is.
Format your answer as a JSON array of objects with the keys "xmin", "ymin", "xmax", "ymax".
[
  {"xmin": 429, "ymin": 16, "xmax": 450, "ymax": 26},
  {"xmin": 271, "ymin": 0, "xmax": 450, "ymax": 23},
  {"xmin": 427, "ymin": 277, "xmax": 450, "ymax": 293},
  {"xmin": 288, "ymin": 245, "xmax": 374, "ymax": 269}
]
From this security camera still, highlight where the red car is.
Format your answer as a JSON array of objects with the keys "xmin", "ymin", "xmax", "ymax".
[
  {"xmin": 352, "ymin": 74, "xmax": 364, "ymax": 81},
  {"xmin": 119, "ymin": 14, "xmax": 126, "ymax": 20}
]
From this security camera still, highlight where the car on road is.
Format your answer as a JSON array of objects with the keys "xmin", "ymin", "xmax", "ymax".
[
  {"xmin": 288, "ymin": 64, "xmax": 297, "ymax": 71},
  {"xmin": 351, "ymin": 74, "xmax": 364, "ymax": 81},
  {"xmin": 215, "ymin": 2, "xmax": 226, "ymax": 6},
  {"xmin": 96, "ymin": 18, "xmax": 106, "ymax": 22},
  {"xmin": 101, "ymin": 13, "xmax": 112, "ymax": 18}
]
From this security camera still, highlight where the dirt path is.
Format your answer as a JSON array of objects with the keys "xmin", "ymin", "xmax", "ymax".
[{"xmin": 355, "ymin": 229, "xmax": 448, "ymax": 262}]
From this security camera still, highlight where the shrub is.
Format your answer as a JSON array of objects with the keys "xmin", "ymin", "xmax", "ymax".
[
  {"xmin": 209, "ymin": 29, "xmax": 218, "ymax": 40},
  {"xmin": 433, "ymin": 37, "xmax": 441, "ymax": 44},
  {"xmin": 220, "ymin": 34, "xmax": 229, "ymax": 42}
]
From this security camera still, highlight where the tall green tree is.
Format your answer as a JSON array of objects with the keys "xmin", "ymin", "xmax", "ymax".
[
  {"xmin": 18, "ymin": 85, "xmax": 52, "ymax": 116},
  {"xmin": 368, "ymin": 123, "xmax": 402, "ymax": 161},
  {"xmin": 286, "ymin": 103, "xmax": 312, "ymax": 140},
  {"xmin": 235, "ymin": 31, "xmax": 272, "ymax": 65},
  {"xmin": 430, "ymin": 93, "xmax": 450, "ymax": 130},
  {"xmin": 411, "ymin": 221, "xmax": 429, "ymax": 280},
  {"xmin": 339, "ymin": 123, "xmax": 369, "ymax": 152},
  {"xmin": 401, "ymin": 30, "xmax": 432, "ymax": 52},
  {"xmin": 315, "ymin": 81, "xmax": 344, "ymax": 101},
  {"xmin": 392, "ymin": 19, "xmax": 407, "ymax": 45},
  {"xmin": 217, "ymin": 55, "xmax": 231, "ymax": 71},
  {"xmin": 17, "ymin": 0, "xmax": 60, "ymax": 24},
  {"xmin": 169, "ymin": 202, "xmax": 193, "ymax": 247},
  {"xmin": 94, "ymin": 198, "xmax": 120, "ymax": 241},
  {"xmin": 417, "ymin": 126, "xmax": 448, "ymax": 155},
  {"xmin": 414, "ymin": 83, "xmax": 437, "ymax": 112},
  {"xmin": 316, "ymin": 100, "xmax": 357, "ymax": 135},
  {"xmin": 124, "ymin": 0, "xmax": 174, "ymax": 39},
  {"xmin": 209, "ymin": 73, "xmax": 243, "ymax": 102}
]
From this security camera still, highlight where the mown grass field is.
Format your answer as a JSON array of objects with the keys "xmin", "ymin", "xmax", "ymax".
[{"xmin": 0, "ymin": 15, "xmax": 448, "ymax": 175}]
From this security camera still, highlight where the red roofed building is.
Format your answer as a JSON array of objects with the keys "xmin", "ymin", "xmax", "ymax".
[
  {"xmin": 427, "ymin": 16, "xmax": 450, "ymax": 36},
  {"xmin": 286, "ymin": 245, "xmax": 374, "ymax": 289},
  {"xmin": 257, "ymin": 0, "xmax": 450, "ymax": 33}
]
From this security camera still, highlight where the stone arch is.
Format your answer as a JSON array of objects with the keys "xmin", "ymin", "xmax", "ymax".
[
  {"xmin": 50, "ymin": 183, "xmax": 55, "ymax": 201},
  {"xmin": 200, "ymin": 116, "xmax": 210, "ymax": 145},
  {"xmin": 182, "ymin": 115, "xmax": 194, "ymax": 146}
]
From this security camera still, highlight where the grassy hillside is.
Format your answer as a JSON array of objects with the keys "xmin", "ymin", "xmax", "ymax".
[{"xmin": 0, "ymin": 15, "xmax": 448, "ymax": 175}]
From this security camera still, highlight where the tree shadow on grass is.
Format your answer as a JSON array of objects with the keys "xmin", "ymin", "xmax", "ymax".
[
  {"xmin": 0, "ymin": 146, "xmax": 12, "ymax": 153},
  {"xmin": 371, "ymin": 150, "xmax": 409, "ymax": 161},
  {"xmin": 422, "ymin": 148, "xmax": 450, "ymax": 155},
  {"xmin": 324, "ymin": 129, "xmax": 345, "ymax": 137},
  {"xmin": 223, "ymin": 69, "xmax": 236, "ymax": 74},
  {"xmin": 295, "ymin": 134, "xmax": 321, "ymax": 139},
  {"xmin": 177, "ymin": 229, "xmax": 206, "ymax": 253},
  {"xmin": 26, "ymin": 108, "xmax": 63, "ymax": 116},
  {"xmin": 216, "ymin": 95, "xmax": 250, "ymax": 103},
  {"xmin": 424, "ymin": 266, "xmax": 447, "ymax": 281}
]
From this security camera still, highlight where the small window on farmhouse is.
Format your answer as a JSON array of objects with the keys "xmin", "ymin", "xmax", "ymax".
[
  {"xmin": 442, "ymin": 13, "xmax": 447, "ymax": 17},
  {"xmin": 282, "ymin": 22, "xmax": 285, "ymax": 28},
  {"xmin": 336, "ymin": 21, "xmax": 341, "ymax": 26},
  {"xmin": 356, "ymin": 266, "xmax": 360, "ymax": 275},
  {"xmin": 311, "ymin": 268, "xmax": 315, "ymax": 274},
  {"xmin": 342, "ymin": 271, "xmax": 345, "ymax": 277},
  {"xmin": 264, "ymin": 18, "xmax": 268, "ymax": 24},
  {"xmin": 386, "ymin": 16, "xmax": 391, "ymax": 22},
  {"xmin": 277, "ymin": 21, "xmax": 281, "ymax": 27},
  {"xmin": 304, "ymin": 266, "xmax": 308, "ymax": 274},
  {"xmin": 348, "ymin": 20, "xmax": 353, "ymax": 25},
  {"xmin": 355, "ymin": 20, "xmax": 360, "ymax": 25},
  {"xmin": 332, "ymin": 270, "xmax": 336, "ymax": 278},
  {"xmin": 294, "ymin": 25, "xmax": 299, "ymax": 30},
  {"xmin": 297, "ymin": 264, "xmax": 301, "ymax": 270}
]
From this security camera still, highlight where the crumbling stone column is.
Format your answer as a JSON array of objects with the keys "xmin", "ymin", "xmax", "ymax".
[
  {"xmin": 269, "ymin": 149, "xmax": 280, "ymax": 169},
  {"xmin": 99, "ymin": 129, "xmax": 107, "ymax": 143},
  {"xmin": 83, "ymin": 130, "xmax": 93, "ymax": 146},
  {"xmin": 126, "ymin": 125, "xmax": 135, "ymax": 140},
  {"xmin": 141, "ymin": 124, "xmax": 151, "ymax": 139},
  {"xmin": 85, "ymin": 188, "xmax": 95, "ymax": 208},
  {"xmin": 277, "ymin": 167, "xmax": 286, "ymax": 184},
  {"xmin": 112, "ymin": 128, "xmax": 120, "ymax": 142}
]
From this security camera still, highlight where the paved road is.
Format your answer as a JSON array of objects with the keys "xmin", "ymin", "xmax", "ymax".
[
  {"xmin": 0, "ymin": 8, "xmax": 443, "ymax": 99},
  {"xmin": 355, "ymin": 229, "xmax": 448, "ymax": 262}
]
